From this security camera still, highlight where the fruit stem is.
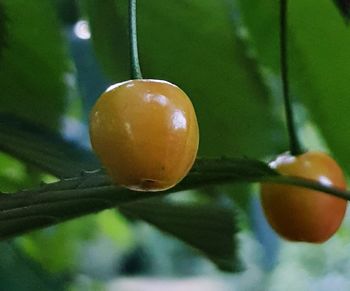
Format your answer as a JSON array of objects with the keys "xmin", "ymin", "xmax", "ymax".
[
  {"xmin": 129, "ymin": 0, "xmax": 143, "ymax": 79},
  {"xmin": 280, "ymin": 0, "xmax": 302, "ymax": 155}
]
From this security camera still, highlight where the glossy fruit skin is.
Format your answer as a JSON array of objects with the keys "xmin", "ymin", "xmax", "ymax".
[
  {"xmin": 260, "ymin": 151, "xmax": 347, "ymax": 243},
  {"xmin": 89, "ymin": 79, "xmax": 199, "ymax": 191}
]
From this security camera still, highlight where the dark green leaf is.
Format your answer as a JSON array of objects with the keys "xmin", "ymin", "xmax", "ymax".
[
  {"xmin": 80, "ymin": 0, "xmax": 129, "ymax": 82},
  {"xmin": 0, "ymin": 116, "xmax": 350, "ymax": 262},
  {"xmin": 236, "ymin": 0, "xmax": 350, "ymax": 174},
  {"xmin": 0, "ymin": 158, "xmax": 268, "ymax": 239},
  {"xmin": 333, "ymin": 0, "xmax": 350, "ymax": 20},
  {"xmin": 83, "ymin": 0, "xmax": 284, "ymax": 159},
  {"xmin": 1, "ymin": 157, "xmax": 350, "ymax": 240},
  {"xmin": 83, "ymin": 0, "xmax": 286, "ymax": 216},
  {"xmin": 120, "ymin": 198, "xmax": 239, "ymax": 272},
  {"xmin": 0, "ymin": 114, "xmax": 243, "ymax": 271},
  {"xmin": 0, "ymin": 114, "xmax": 99, "ymax": 177},
  {"xmin": 0, "ymin": 243, "xmax": 67, "ymax": 291},
  {"xmin": 0, "ymin": 1, "xmax": 7, "ymax": 59},
  {"xmin": 234, "ymin": 1, "xmax": 279, "ymax": 72},
  {"xmin": 0, "ymin": 0, "xmax": 71, "ymax": 129},
  {"xmin": 54, "ymin": 0, "xmax": 79, "ymax": 25},
  {"xmin": 288, "ymin": 0, "xmax": 350, "ymax": 173}
]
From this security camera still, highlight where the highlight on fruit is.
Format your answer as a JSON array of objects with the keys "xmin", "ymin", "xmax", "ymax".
[
  {"xmin": 260, "ymin": 151, "xmax": 347, "ymax": 243},
  {"xmin": 89, "ymin": 79, "xmax": 199, "ymax": 192}
]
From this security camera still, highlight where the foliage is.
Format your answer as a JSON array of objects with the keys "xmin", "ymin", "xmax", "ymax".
[
  {"xmin": 333, "ymin": 0, "xmax": 350, "ymax": 20},
  {"xmin": 236, "ymin": 0, "xmax": 350, "ymax": 172},
  {"xmin": 0, "ymin": 0, "xmax": 70, "ymax": 129},
  {"xmin": 0, "ymin": 0, "xmax": 349, "ymax": 288}
]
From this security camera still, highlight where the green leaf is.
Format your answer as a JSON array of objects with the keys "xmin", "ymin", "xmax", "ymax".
[
  {"xmin": 83, "ymin": 0, "xmax": 286, "ymax": 216},
  {"xmin": 83, "ymin": 0, "xmax": 284, "ymax": 159},
  {"xmin": 236, "ymin": 0, "xmax": 350, "ymax": 174},
  {"xmin": 95, "ymin": 210, "xmax": 134, "ymax": 250},
  {"xmin": 0, "ymin": 1, "xmax": 7, "ymax": 59},
  {"xmin": 120, "ymin": 198, "xmax": 240, "ymax": 272},
  {"xmin": 0, "ymin": 114, "xmax": 244, "ymax": 271},
  {"xmin": 1, "ymin": 115, "xmax": 349, "ymax": 235},
  {"xmin": 0, "ymin": 114, "xmax": 99, "ymax": 178},
  {"xmin": 332, "ymin": 0, "xmax": 350, "ymax": 20},
  {"xmin": 0, "ymin": 0, "xmax": 71, "ymax": 129},
  {"xmin": 1, "ymin": 157, "xmax": 350, "ymax": 239},
  {"xmin": 0, "ymin": 243, "xmax": 66, "ymax": 291},
  {"xmin": 19, "ymin": 216, "xmax": 96, "ymax": 273},
  {"xmin": 0, "ymin": 113, "xmax": 350, "ymax": 270},
  {"xmin": 289, "ymin": 0, "xmax": 350, "ymax": 173},
  {"xmin": 80, "ymin": 0, "xmax": 129, "ymax": 82},
  {"xmin": 234, "ymin": 1, "xmax": 279, "ymax": 72},
  {"xmin": 0, "ymin": 158, "xmax": 265, "ymax": 239}
]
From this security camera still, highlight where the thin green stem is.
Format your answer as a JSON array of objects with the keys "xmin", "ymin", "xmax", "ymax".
[
  {"xmin": 280, "ymin": 0, "xmax": 302, "ymax": 155},
  {"xmin": 129, "ymin": 0, "xmax": 143, "ymax": 79}
]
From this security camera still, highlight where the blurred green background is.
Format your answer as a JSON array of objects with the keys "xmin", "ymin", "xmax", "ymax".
[{"xmin": 1, "ymin": 0, "xmax": 350, "ymax": 290}]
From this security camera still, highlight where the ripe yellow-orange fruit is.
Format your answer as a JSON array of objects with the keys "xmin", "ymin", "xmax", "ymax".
[
  {"xmin": 89, "ymin": 79, "xmax": 199, "ymax": 191},
  {"xmin": 260, "ymin": 151, "xmax": 347, "ymax": 243}
]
